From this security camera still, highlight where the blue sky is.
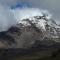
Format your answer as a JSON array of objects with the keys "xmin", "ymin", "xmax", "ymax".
[{"xmin": 11, "ymin": 3, "xmax": 32, "ymax": 9}]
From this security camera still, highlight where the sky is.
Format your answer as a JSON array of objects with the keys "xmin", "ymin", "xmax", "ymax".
[
  {"xmin": 0, "ymin": 0, "xmax": 60, "ymax": 32},
  {"xmin": 0, "ymin": 0, "xmax": 60, "ymax": 21}
]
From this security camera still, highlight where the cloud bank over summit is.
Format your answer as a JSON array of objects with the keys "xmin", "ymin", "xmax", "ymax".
[
  {"xmin": 12, "ymin": 8, "xmax": 52, "ymax": 22},
  {"xmin": 0, "ymin": 0, "xmax": 59, "ymax": 32}
]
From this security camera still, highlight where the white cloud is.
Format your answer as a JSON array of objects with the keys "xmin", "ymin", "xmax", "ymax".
[{"xmin": 0, "ymin": 0, "xmax": 53, "ymax": 32}]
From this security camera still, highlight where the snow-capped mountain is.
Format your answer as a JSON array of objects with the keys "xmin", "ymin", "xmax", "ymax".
[
  {"xmin": 0, "ymin": 8, "xmax": 60, "ymax": 48},
  {"xmin": 17, "ymin": 14, "xmax": 60, "ymax": 41},
  {"xmin": 0, "ymin": 14, "xmax": 60, "ymax": 48}
]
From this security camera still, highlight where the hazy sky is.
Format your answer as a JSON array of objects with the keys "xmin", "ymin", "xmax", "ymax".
[{"xmin": 0, "ymin": 0, "xmax": 59, "ymax": 22}]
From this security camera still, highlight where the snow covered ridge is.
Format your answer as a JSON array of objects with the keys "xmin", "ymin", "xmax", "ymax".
[
  {"xmin": 16, "ymin": 15, "xmax": 60, "ymax": 40},
  {"xmin": 15, "ymin": 14, "xmax": 60, "ymax": 31}
]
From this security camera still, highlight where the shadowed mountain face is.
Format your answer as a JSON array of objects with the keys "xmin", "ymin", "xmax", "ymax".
[
  {"xmin": 0, "ymin": 32, "xmax": 16, "ymax": 45},
  {"xmin": 0, "ymin": 26, "xmax": 21, "ymax": 48},
  {"xmin": 0, "ymin": 30, "xmax": 16, "ymax": 48}
]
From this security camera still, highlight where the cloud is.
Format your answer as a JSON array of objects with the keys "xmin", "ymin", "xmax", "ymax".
[
  {"xmin": 0, "ymin": 0, "xmax": 59, "ymax": 20},
  {"xmin": 16, "ymin": 0, "xmax": 60, "ymax": 23},
  {"xmin": 0, "ymin": 0, "xmax": 59, "ymax": 32}
]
